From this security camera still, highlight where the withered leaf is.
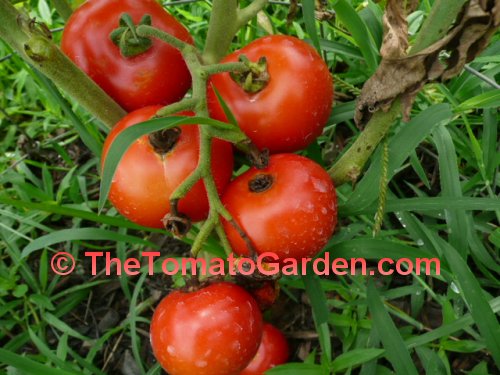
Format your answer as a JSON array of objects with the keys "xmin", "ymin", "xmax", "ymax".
[{"xmin": 356, "ymin": 0, "xmax": 500, "ymax": 126}]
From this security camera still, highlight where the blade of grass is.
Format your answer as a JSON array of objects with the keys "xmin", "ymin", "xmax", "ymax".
[
  {"xmin": 320, "ymin": 39, "xmax": 363, "ymax": 60},
  {"xmin": 342, "ymin": 197, "xmax": 500, "ymax": 216},
  {"xmin": 302, "ymin": 0, "xmax": 321, "ymax": 52},
  {"xmin": 0, "ymin": 348, "xmax": 78, "ymax": 375},
  {"xmin": 332, "ymin": 348, "xmax": 385, "ymax": 372},
  {"xmin": 332, "ymin": 0, "xmax": 380, "ymax": 73},
  {"xmin": 433, "ymin": 125, "xmax": 469, "ymax": 258},
  {"xmin": 455, "ymin": 90, "xmax": 500, "ymax": 112},
  {"xmin": 413, "ymin": 220, "xmax": 500, "ymax": 367},
  {"xmin": 21, "ymin": 228, "xmax": 156, "ymax": 258},
  {"xmin": 0, "ymin": 197, "xmax": 165, "ymax": 233},
  {"xmin": 31, "ymin": 68, "xmax": 103, "ymax": 157},
  {"xmin": 366, "ymin": 278, "xmax": 419, "ymax": 375},
  {"xmin": 303, "ymin": 271, "xmax": 332, "ymax": 364}
]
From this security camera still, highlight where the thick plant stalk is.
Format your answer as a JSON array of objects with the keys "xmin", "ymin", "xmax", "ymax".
[
  {"xmin": 329, "ymin": 101, "xmax": 401, "ymax": 185},
  {"xmin": 202, "ymin": 0, "xmax": 268, "ymax": 63},
  {"xmin": 0, "ymin": 0, "xmax": 126, "ymax": 128}
]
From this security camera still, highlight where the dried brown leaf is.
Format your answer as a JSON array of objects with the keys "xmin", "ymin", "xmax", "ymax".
[
  {"xmin": 381, "ymin": 0, "xmax": 409, "ymax": 59},
  {"xmin": 355, "ymin": 0, "xmax": 500, "ymax": 126}
]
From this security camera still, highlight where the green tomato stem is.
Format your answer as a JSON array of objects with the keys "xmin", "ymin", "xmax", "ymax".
[
  {"xmin": 136, "ymin": 24, "xmax": 190, "ymax": 51},
  {"xmin": 0, "ymin": 0, "xmax": 126, "ymax": 128},
  {"xmin": 155, "ymin": 98, "xmax": 198, "ymax": 117},
  {"xmin": 203, "ymin": 62, "xmax": 248, "ymax": 75},
  {"xmin": 215, "ymin": 224, "xmax": 233, "ymax": 256}
]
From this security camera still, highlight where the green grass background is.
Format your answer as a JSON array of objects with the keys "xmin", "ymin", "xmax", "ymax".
[{"xmin": 0, "ymin": 0, "xmax": 499, "ymax": 374}]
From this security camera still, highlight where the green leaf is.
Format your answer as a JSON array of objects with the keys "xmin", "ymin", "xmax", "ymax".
[
  {"xmin": 455, "ymin": 90, "xmax": 500, "ymax": 111},
  {"xmin": 489, "ymin": 228, "xmax": 500, "ymax": 248},
  {"xmin": 267, "ymin": 363, "xmax": 327, "ymax": 374},
  {"xmin": 303, "ymin": 272, "xmax": 332, "ymax": 364},
  {"xmin": 29, "ymin": 293, "xmax": 55, "ymax": 311},
  {"xmin": 332, "ymin": 348, "xmax": 385, "ymax": 372},
  {"xmin": 45, "ymin": 312, "xmax": 92, "ymax": 342},
  {"xmin": 302, "ymin": 0, "xmax": 321, "ymax": 52},
  {"xmin": 342, "ymin": 197, "xmax": 500, "ymax": 216},
  {"xmin": 366, "ymin": 279, "xmax": 419, "ymax": 375},
  {"xmin": 0, "ymin": 348, "xmax": 78, "ymax": 375},
  {"xmin": 12, "ymin": 284, "xmax": 28, "ymax": 298},
  {"xmin": 37, "ymin": 0, "xmax": 52, "ymax": 25},
  {"xmin": 21, "ymin": 228, "xmax": 156, "ymax": 258},
  {"xmin": 319, "ymin": 40, "xmax": 363, "ymax": 60},
  {"xmin": 328, "ymin": 100, "xmax": 355, "ymax": 125},
  {"xmin": 433, "ymin": 125, "xmax": 469, "ymax": 258},
  {"xmin": 32, "ymin": 69, "xmax": 103, "ymax": 157},
  {"xmin": 0, "ymin": 197, "xmax": 165, "ymax": 233},
  {"xmin": 413, "ymin": 221, "xmax": 500, "ymax": 367},
  {"xmin": 441, "ymin": 340, "xmax": 486, "ymax": 353},
  {"xmin": 332, "ymin": 0, "xmax": 380, "ymax": 72}
]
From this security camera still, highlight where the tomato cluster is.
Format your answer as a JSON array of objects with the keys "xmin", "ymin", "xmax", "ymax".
[{"xmin": 62, "ymin": 1, "xmax": 337, "ymax": 373}]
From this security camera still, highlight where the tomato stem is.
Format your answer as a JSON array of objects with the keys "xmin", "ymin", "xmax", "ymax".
[
  {"xmin": 136, "ymin": 24, "xmax": 190, "ymax": 51},
  {"xmin": 154, "ymin": 98, "xmax": 197, "ymax": 118},
  {"xmin": 203, "ymin": 62, "xmax": 248, "ymax": 75},
  {"xmin": 129, "ymin": 14, "xmax": 266, "ymax": 257}
]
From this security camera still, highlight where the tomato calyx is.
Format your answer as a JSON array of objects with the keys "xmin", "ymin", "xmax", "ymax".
[
  {"xmin": 162, "ymin": 199, "xmax": 192, "ymax": 237},
  {"xmin": 148, "ymin": 127, "xmax": 181, "ymax": 155},
  {"xmin": 230, "ymin": 55, "xmax": 270, "ymax": 94},
  {"xmin": 110, "ymin": 13, "xmax": 153, "ymax": 58},
  {"xmin": 248, "ymin": 174, "xmax": 274, "ymax": 193}
]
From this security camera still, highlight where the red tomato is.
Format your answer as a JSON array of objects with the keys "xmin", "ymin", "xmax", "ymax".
[
  {"xmin": 222, "ymin": 154, "xmax": 337, "ymax": 260},
  {"xmin": 250, "ymin": 281, "xmax": 280, "ymax": 311},
  {"xmin": 208, "ymin": 35, "xmax": 333, "ymax": 153},
  {"xmin": 62, "ymin": 0, "xmax": 193, "ymax": 111},
  {"xmin": 240, "ymin": 324, "xmax": 289, "ymax": 375},
  {"xmin": 101, "ymin": 106, "xmax": 234, "ymax": 228},
  {"xmin": 150, "ymin": 282, "xmax": 263, "ymax": 375}
]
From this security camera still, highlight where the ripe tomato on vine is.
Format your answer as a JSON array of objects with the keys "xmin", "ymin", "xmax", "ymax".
[
  {"xmin": 240, "ymin": 323, "xmax": 289, "ymax": 375},
  {"xmin": 150, "ymin": 282, "xmax": 263, "ymax": 375},
  {"xmin": 62, "ymin": 0, "xmax": 193, "ymax": 111},
  {"xmin": 208, "ymin": 35, "xmax": 334, "ymax": 153},
  {"xmin": 101, "ymin": 106, "xmax": 234, "ymax": 228},
  {"xmin": 222, "ymin": 154, "xmax": 338, "ymax": 260}
]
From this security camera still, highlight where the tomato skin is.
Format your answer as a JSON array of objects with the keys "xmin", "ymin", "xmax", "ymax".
[
  {"xmin": 240, "ymin": 324, "xmax": 289, "ymax": 375},
  {"xmin": 150, "ymin": 282, "xmax": 264, "ymax": 375},
  {"xmin": 101, "ymin": 106, "xmax": 234, "ymax": 228},
  {"xmin": 208, "ymin": 35, "xmax": 333, "ymax": 153},
  {"xmin": 222, "ymin": 154, "xmax": 337, "ymax": 260},
  {"xmin": 62, "ymin": 0, "xmax": 193, "ymax": 111}
]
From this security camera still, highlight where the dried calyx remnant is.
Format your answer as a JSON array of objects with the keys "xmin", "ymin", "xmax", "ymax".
[{"xmin": 356, "ymin": 0, "xmax": 500, "ymax": 126}]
